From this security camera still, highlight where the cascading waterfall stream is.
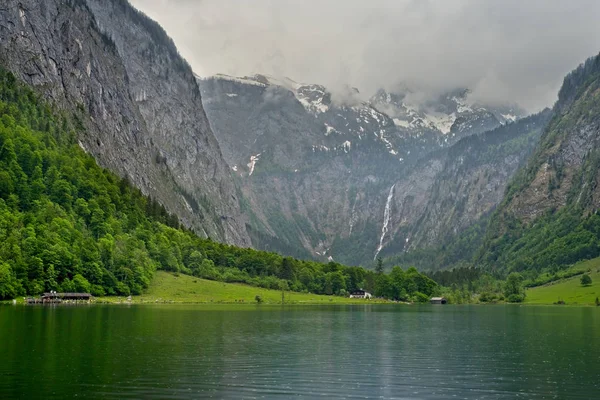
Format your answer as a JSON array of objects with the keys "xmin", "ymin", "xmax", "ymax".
[{"xmin": 374, "ymin": 184, "xmax": 396, "ymax": 259}]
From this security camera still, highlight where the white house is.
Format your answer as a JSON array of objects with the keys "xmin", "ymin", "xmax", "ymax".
[{"xmin": 349, "ymin": 289, "xmax": 372, "ymax": 299}]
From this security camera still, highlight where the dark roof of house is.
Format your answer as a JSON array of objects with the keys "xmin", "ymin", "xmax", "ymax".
[{"xmin": 43, "ymin": 293, "xmax": 92, "ymax": 298}]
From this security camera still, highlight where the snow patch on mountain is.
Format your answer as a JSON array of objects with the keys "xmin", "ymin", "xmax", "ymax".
[
  {"xmin": 425, "ymin": 112, "xmax": 456, "ymax": 134},
  {"xmin": 205, "ymin": 74, "xmax": 268, "ymax": 88},
  {"xmin": 393, "ymin": 118, "xmax": 411, "ymax": 128},
  {"xmin": 324, "ymin": 123, "xmax": 339, "ymax": 136},
  {"xmin": 341, "ymin": 140, "xmax": 352, "ymax": 153},
  {"xmin": 501, "ymin": 113, "xmax": 517, "ymax": 122},
  {"xmin": 312, "ymin": 145, "xmax": 330, "ymax": 152},
  {"xmin": 78, "ymin": 140, "xmax": 88, "ymax": 153},
  {"xmin": 452, "ymin": 96, "xmax": 474, "ymax": 113},
  {"xmin": 247, "ymin": 154, "xmax": 261, "ymax": 176},
  {"xmin": 379, "ymin": 131, "xmax": 397, "ymax": 155},
  {"xmin": 200, "ymin": 74, "xmax": 525, "ymax": 172},
  {"xmin": 296, "ymin": 85, "xmax": 330, "ymax": 114}
]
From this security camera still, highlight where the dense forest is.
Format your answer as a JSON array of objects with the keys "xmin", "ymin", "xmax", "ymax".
[{"xmin": 0, "ymin": 69, "xmax": 439, "ymax": 301}]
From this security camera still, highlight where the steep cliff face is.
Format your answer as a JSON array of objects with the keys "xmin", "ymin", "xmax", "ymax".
[
  {"xmin": 379, "ymin": 111, "xmax": 551, "ymax": 259},
  {"xmin": 200, "ymin": 74, "xmax": 404, "ymax": 261},
  {"xmin": 0, "ymin": 0, "xmax": 250, "ymax": 246},
  {"xmin": 472, "ymin": 54, "xmax": 600, "ymax": 274},
  {"xmin": 200, "ymin": 73, "xmax": 533, "ymax": 265},
  {"xmin": 504, "ymin": 55, "xmax": 600, "ymax": 222}
]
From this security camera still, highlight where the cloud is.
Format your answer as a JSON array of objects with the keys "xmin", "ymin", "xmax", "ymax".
[{"xmin": 130, "ymin": 0, "xmax": 600, "ymax": 111}]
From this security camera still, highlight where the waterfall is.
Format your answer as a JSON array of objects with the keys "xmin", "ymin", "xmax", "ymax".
[{"xmin": 375, "ymin": 184, "xmax": 395, "ymax": 259}]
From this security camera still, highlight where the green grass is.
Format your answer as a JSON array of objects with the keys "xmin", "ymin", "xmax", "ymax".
[
  {"xmin": 525, "ymin": 258, "xmax": 600, "ymax": 305},
  {"xmin": 102, "ymin": 271, "xmax": 388, "ymax": 305}
]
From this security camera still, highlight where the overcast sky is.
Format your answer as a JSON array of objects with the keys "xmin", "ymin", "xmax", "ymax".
[{"xmin": 130, "ymin": 0, "xmax": 600, "ymax": 111}]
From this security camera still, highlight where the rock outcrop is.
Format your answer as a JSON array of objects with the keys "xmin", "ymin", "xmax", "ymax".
[
  {"xmin": 493, "ymin": 53, "xmax": 600, "ymax": 229},
  {"xmin": 0, "ymin": 0, "xmax": 250, "ymax": 246},
  {"xmin": 199, "ymin": 73, "xmax": 535, "ymax": 266},
  {"xmin": 382, "ymin": 110, "xmax": 551, "ymax": 257}
]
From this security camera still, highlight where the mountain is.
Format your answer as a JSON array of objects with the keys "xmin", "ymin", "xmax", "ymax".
[
  {"xmin": 0, "ymin": 67, "xmax": 441, "ymax": 301},
  {"xmin": 370, "ymin": 87, "xmax": 523, "ymax": 147},
  {"xmin": 199, "ymin": 73, "xmax": 529, "ymax": 265},
  {"xmin": 2, "ymin": 0, "xmax": 562, "ymax": 274},
  {"xmin": 378, "ymin": 110, "xmax": 552, "ymax": 270},
  {"xmin": 0, "ymin": 0, "xmax": 250, "ymax": 246},
  {"xmin": 199, "ymin": 74, "xmax": 406, "ymax": 261},
  {"xmin": 474, "ymin": 53, "xmax": 600, "ymax": 276}
]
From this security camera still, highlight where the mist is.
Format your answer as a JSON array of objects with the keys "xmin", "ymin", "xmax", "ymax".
[{"xmin": 130, "ymin": 0, "xmax": 600, "ymax": 111}]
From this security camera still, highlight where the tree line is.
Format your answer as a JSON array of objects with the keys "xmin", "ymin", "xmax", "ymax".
[{"xmin": 0, "ymin": 69, "xmax": 439, "ymax": 301}]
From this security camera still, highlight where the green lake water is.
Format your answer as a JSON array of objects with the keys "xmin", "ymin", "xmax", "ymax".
[{"xmin": 0, "ymin": 304, "xmax": 598, "ymax": 399}]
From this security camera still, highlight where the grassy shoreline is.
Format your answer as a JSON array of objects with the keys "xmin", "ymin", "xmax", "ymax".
[
  {"xmin": 524, "ymin": 270, "xmax": 599, "ymax": 306},
  {"xmin": 98, "ymin": 271, "xmax": 391, "ymax": 305},
  {"xmin": 4, "ymin": 268, "xmax": 599, "ymax": 306},
  {"xmin": 2, "ymin": 271, "xmax": 387, "ymax": 305},
  {"xmin": 520, "ymin": 257, "xmax": 599, "ymax": 306}
]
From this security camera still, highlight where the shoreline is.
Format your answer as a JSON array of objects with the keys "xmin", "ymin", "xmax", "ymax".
[{"xmin": 3, "ymin": 298, "xmax": 598, "ymax": 306}]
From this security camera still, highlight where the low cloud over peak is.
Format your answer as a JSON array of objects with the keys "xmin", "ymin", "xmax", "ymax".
[{"xmin": 131, "ymin": 0, "xmax": 600, "ymax": 112}]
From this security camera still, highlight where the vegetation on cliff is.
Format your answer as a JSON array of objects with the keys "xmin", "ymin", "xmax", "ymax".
[{"xmin": 0, "ymin": 69, "xmax": 438, "ymax": 301}]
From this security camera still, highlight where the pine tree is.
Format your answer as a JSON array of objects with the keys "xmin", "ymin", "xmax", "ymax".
[{"xmin": 375, "ymin": 256, "xmax": 384, "ymax": 274}]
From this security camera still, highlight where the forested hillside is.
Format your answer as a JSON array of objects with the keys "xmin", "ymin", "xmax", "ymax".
[
  {"xmin": 0, "ymin": 0, "xmax": 250, "ymax": 247},
  {"xmin": 0, "ymin": 69, "xmax": 438, "ymax": 301},
  {"xmin": 474, "ymin": 53, "xmax": 600, "ymax": 280},
  {"xmin": 408, "ymin": 53, "xmax": 600, "ymax": 290}
]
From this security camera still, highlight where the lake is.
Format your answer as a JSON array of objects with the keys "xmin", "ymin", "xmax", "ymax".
[{"xmin": 0, "ymin": 304, "xmax": 598, "ymax": 399}]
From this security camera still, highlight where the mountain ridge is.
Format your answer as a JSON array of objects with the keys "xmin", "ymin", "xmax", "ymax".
[
  {"xmin": 0, "ymin": 0, "xmax": 250, "ymax": 246},
  {"xmin": 199, "ymin": 72, "xmax": 533, "ymax": 266},
  {"xmin": 472, "ymin": 52, "xmax": 600, "ymax": 276}
]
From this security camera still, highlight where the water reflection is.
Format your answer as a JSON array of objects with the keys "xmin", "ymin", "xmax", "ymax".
[{"xmin": 0, "ymin": 305, "xmax": 598, "ymax": 399}]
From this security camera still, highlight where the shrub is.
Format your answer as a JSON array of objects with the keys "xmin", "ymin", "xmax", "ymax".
[
  {"xmin": 130, "ymin": 283, "xmax": 143, "ymax": 295},
  {"xmin": 116, "ymin": 282, "xmax": 131, "ymax": 296},
  {"xmin": 90, "ymin": 285, "xmax": 106, "ymax": 297},
  {"xmin": 479, "ymin": 292, "xmax": 497, "ymax": 303},
  {"xmin": 0, "ymin": 263, "xmax": 21, "ymax": 300},
  {"xmin": 507, "ymin": 293, "xmax": 525, "ymax": 303},
  {"xmin": 60, "ymin": 279, "xmax": 76, "ymax": 293},
  {"xmin": 73, "ymin": 274, "xmax": 91, "ymax": 293},
  {"xmin": 580, "ymin": 274, "xmax": 592, "ymax": 286},
  {"xmin": 414, "ymin": 292, "xmax": 430, "ymax": 303}
]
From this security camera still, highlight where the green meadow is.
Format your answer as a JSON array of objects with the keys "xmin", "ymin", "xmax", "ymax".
[
  {"xmin": 525, "ymin": 258, "xmax": 600, "ymax": 305},
  {"xmin": 102, "ymin": 271, "xmax": 388, "ymax": 305}
]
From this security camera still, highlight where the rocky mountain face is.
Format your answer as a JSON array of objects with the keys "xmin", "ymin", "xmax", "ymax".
[
  {"xmin": 0, "ymin": 0, "xmax": 250, "ymax": 246},
  {"xmin": 503, "ymin": 55, "xmax": 600, "ymax": 222},
  {"xmin": 370, "ymin": 87, "xmax": 521, "ymax": 148},
  {"xmin": 1, "ymin": 0, "xmax": 562, "ymax": 271},
  {"xmin": 379, "ymin": 110, "xmax": 551, "ymax": 260},
  {"xmin": 199, "ymin": 74, "xmax": 530, "ymax": 266},
  {"xmin": 472, "ymin": 53, "xmax": 600, "ymax": 273},
  {"xmin": 200, "ymin": 74, "xmax": 405, "ymax": 261}
]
